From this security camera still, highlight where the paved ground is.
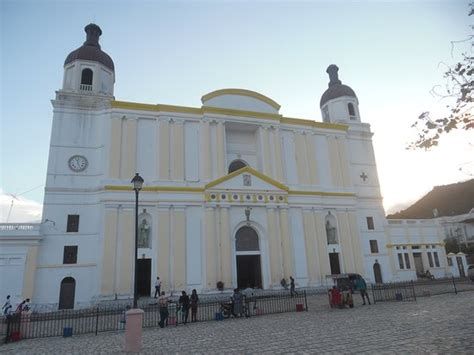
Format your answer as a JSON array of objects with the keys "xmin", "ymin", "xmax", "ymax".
[{"xmin": 2, "ymin": 292, "xmax": 473, "ymax": 354}]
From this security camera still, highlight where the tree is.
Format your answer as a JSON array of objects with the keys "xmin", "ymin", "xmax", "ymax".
[{"xmin": 408, "ymin": 4, "xmax": 473, "ymax": 150}]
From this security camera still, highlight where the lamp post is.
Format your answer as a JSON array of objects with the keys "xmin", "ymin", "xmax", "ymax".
[{"xmin": 131, "ymin": 173, "xmax": 144, "ymax": 308}]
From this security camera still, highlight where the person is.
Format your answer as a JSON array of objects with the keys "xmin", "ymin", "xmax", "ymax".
[
  {"xmin": 280, "ymin": 278, "xmax": 288, "ymax": 290},
  {"xmin": 158, "ymin": 291, "xmax": 169, "ymax": 328},
  {"xmin": 23, "ymin": 298, "xmax": 31, "ymax": 312},
  {"xmin": 231, "ymin": 289, "xmax": 243, "ymax": 317},
  {"xmin": 154, "ymin": 277, "xmax": 162, "ymax": 298},
  {"xmin": 425, "ymin": 270, "xmax": 435, "ymax": 280},
  {"xmin": 355, "ymin": 277, "xmax": 371, "ymax": 305},
  {"xmin": 179, "ymin": 291, "xmax": 190, "ymax": 325},
  {"xmin": 329, "ymin": 286, "xmax": 342, "ymax": 308},
  {"xmin": 290, "ymin": 276, "xmax": 298, "ymax": 296},
  {"xmin": 2, "ymin": 295, "xmax": 12, "ymax": 315},
  {"xmin": 190, "ymin": 289, "xmax": 199, "ymax": 322},
  {"xmin": 15, "ymin": 299, "xmax": 28, "ymax": 313}
]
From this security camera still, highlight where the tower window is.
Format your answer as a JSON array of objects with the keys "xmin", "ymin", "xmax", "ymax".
[
  {"xmin": 80, "ymin": 68, "xmax": 93, "ymax": 90},
  {"xmin": 228, "ymin": 159, "xmax": 248, "ymax": 174},
  {"xmin": 63, "ymin": 246, "xmax": 78, "ymax": 264},
  {"xmin": 366, "ymin": 216, "xmax": 374, "ymax": 230},
  {"xmin": 369, "ymin": 240, "xmax": 379, "ymax": 253},
  {"xmin": 348, "ymin": 103, "xmax": 356, "ymax": 119},
  {"xmin": 67, "ymin": 215, "xmax": 80, "ymax": 232}
]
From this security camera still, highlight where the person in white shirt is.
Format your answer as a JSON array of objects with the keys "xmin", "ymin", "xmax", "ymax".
[{"xmin": 154, "ymin": 277, "xmax": 162, "ymax": 298}]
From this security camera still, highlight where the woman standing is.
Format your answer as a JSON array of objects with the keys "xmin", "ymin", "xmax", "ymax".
[{"xmin": 190, "ymin": 289, "xmax": 199, "ymax": 322}]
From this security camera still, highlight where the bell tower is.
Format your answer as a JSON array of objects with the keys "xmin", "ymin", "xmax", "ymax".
[
  {"xmin": 320, "ymin": 65, "xmax": 360, "ymax": 123},
  {"xmin": 61, "ymin": 23, "xmax": 115, "ymax": 97}
]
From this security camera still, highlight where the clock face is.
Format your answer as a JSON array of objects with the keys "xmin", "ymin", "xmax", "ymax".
[{"xmin": 68, "ymin": 155, "xmax": 88, "ymax": 172}]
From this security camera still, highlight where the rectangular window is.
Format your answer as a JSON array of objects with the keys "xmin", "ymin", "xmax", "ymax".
[
  {"xmin": 398, "ymin": 253, "xmax": 404, "ymax": 269},
  {"xmin": 369, "ymin": 240, "xmax": 379, "ymax": 253},
  {"xmin": 404, "ymin": 253, "xmax": 411, "ymax": 269},
  {"xmin": 447, "ymin": 257, "xmax": 453, "ymax": 266},
  {"xmin": 63, "ymin": 246, "xmax": 78, "ymax": 264},
  {"xmin": 427, "ymin": 252, "xmax": 434, "ymax": 268},
  {"xmin": 433, "ymin": 252, "xmax": 440, "ymax": 267},
  {"xmin": 366, "ymin": 217, "xmax": 375, "ymax": 230},
  {"xmin": 67, "ymin": 215, "xmax": 80, "ymax": 232}
]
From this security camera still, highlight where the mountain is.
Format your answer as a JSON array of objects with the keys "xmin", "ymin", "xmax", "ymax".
[{"xmin": 387, "ymin": 179, "xmax": 474, "ymax": 219}]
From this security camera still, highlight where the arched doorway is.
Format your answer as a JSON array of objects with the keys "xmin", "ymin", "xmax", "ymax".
[
  {"xmin": 59, "ymin": 277, "xmax": 76, "ymax": 310},
  {"xmin": 235, "ymin": 226, "xmax": 262, "ymax": 289},
  {"xmin": 373, "ymin": 262, "xmax": 383, "ymax": 284}
]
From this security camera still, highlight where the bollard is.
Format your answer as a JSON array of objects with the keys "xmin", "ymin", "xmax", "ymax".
[{"xmin": 124, "ymin": 308, "xmax": 144, "ymax": 353}]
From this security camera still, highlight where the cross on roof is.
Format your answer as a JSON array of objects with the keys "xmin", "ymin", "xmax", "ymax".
[{"xmin": 360, "ymin": 172, "xmax": 368, "ymax": 182}]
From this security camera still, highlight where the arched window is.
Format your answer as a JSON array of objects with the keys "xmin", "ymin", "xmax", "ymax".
[
  {"xmin": 235, "ymin": 226, "xmax": 259, "ymax": 251},
  {"xmin": 228, "ymin": 159, "xmax": 248, "ymax": 174},
  {"xmin": 325, "ymin": 212, "xmax": 338, "ymax": 245},
  {"xmin": 80, "ymin": 68, "xmax": 93, "ymax": 89},
  {"xmin": 348, "ymin": 103, "xmax": 356, "ymax": 119}
]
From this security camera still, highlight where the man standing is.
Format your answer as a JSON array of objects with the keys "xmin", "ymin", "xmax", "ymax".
[
  {"xmin": 158, "ymin": 291, "xmax": 169, "ymax": 328},
  {"xmin": 290, "ymin": 276, "xmax": 298, "ymax": 297},
  {"xmin": 154, "ymin": 277, "xmax": 162, "ymax": 298},
  {"xmin": 2, "ymin": 295, "xmax": 12, "ymax": 315},
  {"xmin": 355, "ymin": 277, "xmax": 371, "ymax": 305}
]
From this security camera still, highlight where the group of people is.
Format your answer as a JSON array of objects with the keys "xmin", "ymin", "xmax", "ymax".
[
  {"xmin": 2, "ymin": 295, "xmax": 31, "ymax": 316},
  {"xmin": 157, "ymin": 289, "xmax": 199, "ymax": 328},
  {"xmin": 328, "ymin": 277, "xmax": 371, "ymax": 309},
  {"xmin": 280, "ymin": 276, "xmax": 298, "ymax": 296}
]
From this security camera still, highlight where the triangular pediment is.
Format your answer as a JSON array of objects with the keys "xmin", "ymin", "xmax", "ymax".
[{"xmin": 205, "ymin": 167, "xmax": 289, "ymax": 192}]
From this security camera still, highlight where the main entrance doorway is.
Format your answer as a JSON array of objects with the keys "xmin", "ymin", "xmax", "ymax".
[
  {"xmin": 235, "ymin": 226, "xmax": 263, "ymax": 289},
  {"xmin": 329, "ymin": 252, "xmax": 341, "ymax": 274},
  {"xmin": 137, "ymin": 258, "xmax": 151, "ymax": 296}
]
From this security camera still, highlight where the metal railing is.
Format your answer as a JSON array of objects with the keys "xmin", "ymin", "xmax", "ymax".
[
  {"xmin": 1, "ymin": 291, "xmax": 307, "ymax": 342},
  {"xmin": 371, "ymin": 277, "xmax": 474, "ymax": 303},
  {"xmin": 79, "ymin": 84, "xmax": 92, "ymax": 91}
]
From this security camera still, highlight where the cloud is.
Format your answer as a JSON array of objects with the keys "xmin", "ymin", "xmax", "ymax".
[{"xmin": 0, "ymin": 188, "xmax": 43, "ymax": 223}]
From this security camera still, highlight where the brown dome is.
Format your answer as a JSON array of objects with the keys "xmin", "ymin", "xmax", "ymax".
[
  {"xmin": 320, "ymin": 65, "xmax": 356, "ymax": 107},
  {"xmin": 64, "ymin": 24, "xmax": 114, "ymax": 71}
]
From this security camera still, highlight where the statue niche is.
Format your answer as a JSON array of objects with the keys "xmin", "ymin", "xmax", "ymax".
[
  {"xmin": 325, "ymin": 213, "xmax": 338, "ymax": 245},
  {"xmin": 138, "ymin": 218, "xmax": 151, "ymax": 248}
]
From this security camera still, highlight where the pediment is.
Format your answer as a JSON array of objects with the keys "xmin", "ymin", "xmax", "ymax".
[
  {"xmin": 205, "ymin": 167, "xmax": 288, "ymax": 192},
  {"xmin": 201, "ymin": 88, "xmax": 281, "ymax": 114}
]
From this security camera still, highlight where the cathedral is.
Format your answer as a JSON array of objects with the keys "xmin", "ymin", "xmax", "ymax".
[{"xmin": 1, "ymin": 24, "xmax": 459, "ymax": 309}]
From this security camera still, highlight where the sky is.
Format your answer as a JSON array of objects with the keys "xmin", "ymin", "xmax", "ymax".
[{"xmin": 1, "ymin": 0, "xmax": 473, "ymax": 222}]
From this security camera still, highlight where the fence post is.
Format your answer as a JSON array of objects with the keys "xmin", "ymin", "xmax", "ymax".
[
  {"xmin": 452, "ymin": 276, "xmax": 458, "ymax": 295},
  {"xmin": 411, "ymin": 280, "xmax": 417, "ymax": 302},
  {"xmin": 304, "ymin": 290, "xmax": 308, "ymax": 311},
  {"xmin": 95, "ymin": 306, "xmax": 99, "ymax": 335}
]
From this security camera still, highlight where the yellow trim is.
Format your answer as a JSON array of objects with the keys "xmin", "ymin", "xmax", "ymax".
[
  {"xmin": 289, "ymin": 190, "xmax": 356, "ymax": 197},
  {"xmin": 201, "ymin": 88, "xmax": 281, "ymax": 110},
  {"xmin": 111, "ymin": 100, "xmax": 348, "ymax": 131},
  {"xmin": 281, "ymin": 117, "xmax": 348, "ymax": 131},
  {"xmin": 104, "ymin": 185, "xmax": 204, "ymax": 193},
  {"xmin": 205, "ymin": 166, "xmax": 290, "ymax": 192}
]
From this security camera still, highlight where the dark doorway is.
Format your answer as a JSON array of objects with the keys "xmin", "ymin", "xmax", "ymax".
[
  {"xmin": 137, "ymin": 259, "xmax": 151, "ymax": 296},
  {"xmin": 236, "ymin": 255, "xmax": 262, "ymax": 289},
  {"xmin": 456, "ymin": 257, "xmax": 465, "ymax": 277},
  {"xmin": 373, "ymin": 262, "xmax": 383, "ymax": 284},
  {"xmin": 413, "ymin": 253, "xmax": 424, "ymax": 276},
  {"xmin": 59, "ymin": 277, "xmax": 76, "ymax": 310},
  {"xmin": 329, "ymin": 253, "xmax": 341, "ymax": 274}
]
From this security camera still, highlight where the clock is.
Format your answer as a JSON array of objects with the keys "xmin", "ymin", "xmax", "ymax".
[{"xmin": 68, "ymin": 155, "xmax": 88, "ymax": 172}]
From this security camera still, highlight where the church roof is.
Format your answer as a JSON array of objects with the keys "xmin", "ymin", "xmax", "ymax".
[
  {"xmin": 320, "ymin": 65, "xmax": 357, "ymax": 107},
  {"xmin": 64, "ymin": 24, "xmax": 114, "ymax": 71}
]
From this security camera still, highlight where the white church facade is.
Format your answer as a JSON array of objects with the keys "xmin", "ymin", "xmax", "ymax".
[{"xmin": 0, "ymin": 24, "xmax": 461, "ymax": 309}]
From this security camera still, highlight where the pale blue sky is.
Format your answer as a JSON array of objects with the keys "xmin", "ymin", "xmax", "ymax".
[{"xmin": 1, "ymin": 0, "xmax": 473, "ymax": 221}]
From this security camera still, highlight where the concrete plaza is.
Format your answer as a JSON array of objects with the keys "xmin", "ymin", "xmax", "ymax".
[{"xmin": 2, "ymin": 292, "xmax": 473, "ymax": 354}]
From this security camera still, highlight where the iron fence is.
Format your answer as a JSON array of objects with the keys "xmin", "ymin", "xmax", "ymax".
[
  {"xmin": 371, "ymin": 277, "xmax": 474, "ymax": 303},
  {"xmin": 1, "ymin": 291, "xmax": 307, "ymax": 343}
]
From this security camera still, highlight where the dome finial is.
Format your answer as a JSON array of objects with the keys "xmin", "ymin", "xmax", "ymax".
[
  {"xmin": 326, "ymin": 64, "xmax": 341, "ymax": 87},
  {"xmin": 84, "ymin": 23, "xmax": 102, "ymax": 48}
]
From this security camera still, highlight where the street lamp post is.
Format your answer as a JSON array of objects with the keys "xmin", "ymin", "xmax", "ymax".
[{"xmin": 131, "ymin": 173, "xmax": 144, "ymax": 308}]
